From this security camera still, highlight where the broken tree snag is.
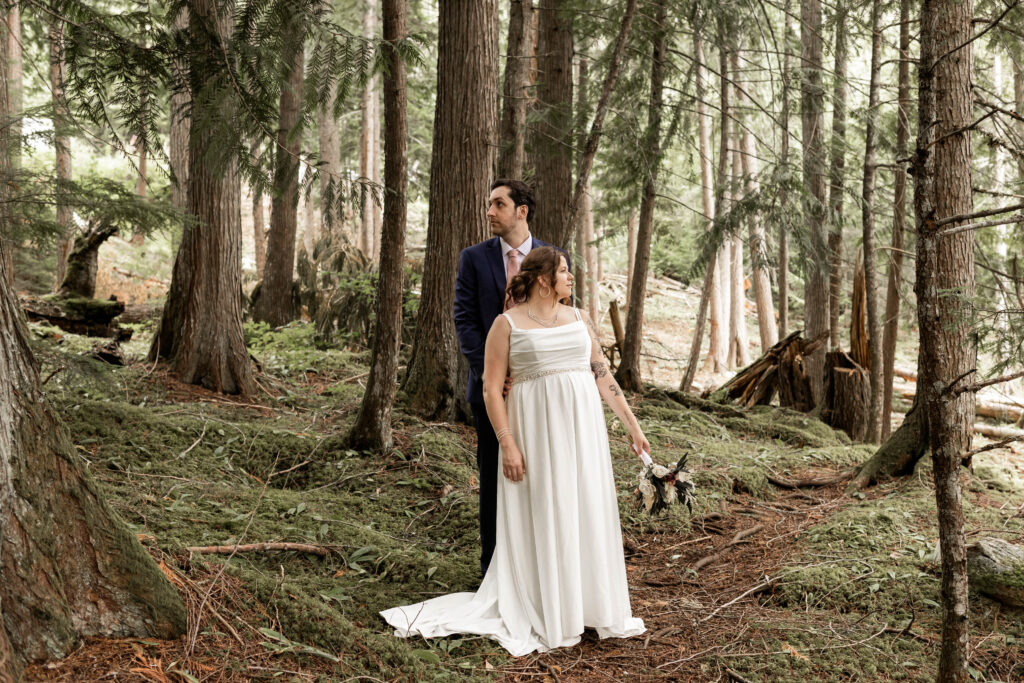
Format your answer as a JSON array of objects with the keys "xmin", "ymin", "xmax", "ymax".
[
  {"xmin": 967, "ymin": 538, "xmax": 1024, "ymax": 607},
  {"xmin": 58, "ymin": 220, "xmax": 119, "ymax": 298},
  {"xmin": 21, "ymin": 294, "xmax": 131, "ymax": 340},
  {"xmin": 711, "ymin": 330, "xmax": 828, "ymax": 411},
  {"xmin": 822, "ymin": 350, "xmax": 869, "ymax": 441}
]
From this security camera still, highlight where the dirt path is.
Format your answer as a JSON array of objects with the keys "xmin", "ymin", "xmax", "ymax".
[{"xmin": 498, "ymin": 481, "xmax": 853, "ymax": 682}]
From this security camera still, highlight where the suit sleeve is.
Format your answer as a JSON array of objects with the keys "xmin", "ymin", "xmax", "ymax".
[{"xmin": 453, "ymin": 249, "xmax": 487, "ymax": 375}]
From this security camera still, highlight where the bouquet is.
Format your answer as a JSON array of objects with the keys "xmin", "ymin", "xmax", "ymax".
[{"xmin": 634, "ymin": 450, "xmax": 696, "ymax": 515}]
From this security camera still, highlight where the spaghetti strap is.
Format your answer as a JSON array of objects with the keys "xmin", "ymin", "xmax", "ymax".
[
  {"xmin": 502, "ymin": 312, "xmax": 517, "ymax": 329},
  {"xmin": 573, "ymin": 307, "xmax": 581, "ymax": 322}
]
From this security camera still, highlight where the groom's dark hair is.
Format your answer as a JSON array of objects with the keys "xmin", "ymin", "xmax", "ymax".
[{"xmin": 491, "ymin": 179, "xmax": 535, "ymax": 223}]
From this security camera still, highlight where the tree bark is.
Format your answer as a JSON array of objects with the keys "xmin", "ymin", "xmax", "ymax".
[
  {"xmin": 682, "ymin": 24, "xmax": 717, "ymax": 393},
  {"xmin": 252, "ymin": 183, "xmax": 266, "ymax": 280},
  {"xmin": 800, "ymin": 0, "xmax": 829, "ymax": 405},
  {"xmin": 615, "ymin": 0, "xmax": 667, "ymax": 392},
  {"xmin": 360, "ymin": 0, "xmax": 380, "ymax": 257},
  {"xmin": 915, "ymin": 0, "xmax": 976, "ymax": 676},
  {"xmin": 6, "ymin": 5, "xmax": 19, "ymax": 167},
  {"xmin": 497, "ymin": 0, "xmax": 533, "ymax": 179},
  {"xmin": 0, "ymin": 51, "xmax": 185, "ymax": 682},
  {"xmin": 727, "ymin": 113, "xmax": 749, "ymax": 369},
  {"xmin": 149, "ymin": 0, "xmax": 254, "ymax": 396},
  {"xmin": 169, "ymin": 9, "xmax": 190, "ymax": 216},
  {"xmin": 574, "ymin": 56, "xmax": 589, "ymax": 308},
  {"xmin": 254, "ymin": 25, "xmax": 305, "ymax": 327},
  {"xmin": 861, "ymin": 0, "xmax": 885, "ymax": 443},
  {"xmin": 318, "ymin": 79, "xmax": 342, "ymax": 237},
  {"xmin": 881, "ymin": 0, "xmax": 911, "ymax": 441},
  {"xmin": 560, "ymin": 0, "xmax": 638, "ymax": 250},
  {"xmin": 778, "ymin": 0, "xmax": 793, "ymax": 338},
  {"xmin": 347, "ymin": 0, "xmax": 408, "ymax": 452},
  {"xmin": 403, "ymin": 0, "xmax": 498, "ymax": 418},
  {"xmin": 529, "ymin": 0, "xmax": 573, "ymax": 245},
  {"xmin": 51, "ymin": 15, "xmax": 73, "ymax": 292},
  {"xmin": 626, "ymin": 209, "xmax": 637, "ymax": 309},
  {"xmin": 737, "ymin": 45, "xmax": 777, "ymax": 352},
  {"xmin": 826, "ymin": 3, "xmax": 847, "ymax": 352},
  {"xmin": 709, "ymin": 25, "xmax": 732, "ymax": 373}
]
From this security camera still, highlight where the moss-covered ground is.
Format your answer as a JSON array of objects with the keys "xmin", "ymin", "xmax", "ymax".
[{"xmin": 24, "ymin": 320, "xmax": 1024, "ymax": 682}]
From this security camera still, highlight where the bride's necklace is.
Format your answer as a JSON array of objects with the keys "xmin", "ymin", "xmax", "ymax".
[{"xmin": 527, "ymin": 305, "xmax": 559, "ymax": 327}]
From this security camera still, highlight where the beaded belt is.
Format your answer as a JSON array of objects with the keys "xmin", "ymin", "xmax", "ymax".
[{"xmin": 513, "ymin": 365, "xmax": 591, "ymax": 385}]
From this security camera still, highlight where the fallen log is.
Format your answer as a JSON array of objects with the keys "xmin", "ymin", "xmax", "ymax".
[
  {"xmin": 22, "ymin": 294, "xmax": 131, "ymax": 340},
  {"xmin": 972, "ymin": 423, "xmax": 1024, "ymax": 440},
  {"xmin": 897, "ymin": 389, "xmax": 1023, "ymax": 424},
  {"xmin": 967, "ymin": 538, "xmax": 1024, "ymax": 607}
]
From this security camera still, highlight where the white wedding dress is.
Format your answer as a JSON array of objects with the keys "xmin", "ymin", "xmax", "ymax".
[{"xmin": 381, "ymin": 309, "xmax": 645, "ymax": 656}]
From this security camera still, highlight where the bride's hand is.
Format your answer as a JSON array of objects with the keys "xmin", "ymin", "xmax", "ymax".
[
  {"xmin": 502, "ymin": 447, "xmax": 526, "ymax": 482},
  {"xmin": 629, "ymin": 430, "xmax": 651, "ymax": 460}
]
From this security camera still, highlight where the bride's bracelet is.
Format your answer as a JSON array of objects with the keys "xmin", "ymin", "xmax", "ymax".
[{"xmin": 494, "ymin": 427, "xmax": 513, "ymax": 442}]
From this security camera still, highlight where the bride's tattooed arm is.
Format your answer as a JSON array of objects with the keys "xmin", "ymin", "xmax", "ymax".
[{"xmin": 581, "ymin": 309, "xmax": 648, "ymax": 456}]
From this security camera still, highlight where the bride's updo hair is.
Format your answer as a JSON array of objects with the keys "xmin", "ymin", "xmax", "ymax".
[{"xmin": 506, "ymin": 246, "xmax": 566, "ymax": 305}]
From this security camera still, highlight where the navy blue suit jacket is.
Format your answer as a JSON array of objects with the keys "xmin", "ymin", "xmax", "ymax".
[{"xmin": 453, "ymin": 236, "xmax": 568, "ymax": 404}]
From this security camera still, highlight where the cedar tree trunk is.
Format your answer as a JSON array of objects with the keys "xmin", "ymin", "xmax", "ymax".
[
  {"xmin": 149, "ymin": 0, "xmax": 254, "ymax": 396},
  {"xmin": 254, "ymin": 25, "xmax": 305, "ymax": 327},
  {"xmin": 497, "ymin": 0, "xmax": 533, "ymax": 179},
  {"xmin": 347, "ymin": 0, "xmax": 408, "ymax": 451},
  {"xmin": 403, "ymin": 0, "xmax": 498, "ymax": 418},
  {"xmin": 826, "ymin": 3, "xmax": 847, "ymax": 351}
]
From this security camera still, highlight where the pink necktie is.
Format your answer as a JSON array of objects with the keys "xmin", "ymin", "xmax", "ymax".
[{"xmin": 504, "ymin": 249, "xmax": 521, "ymax": 310}]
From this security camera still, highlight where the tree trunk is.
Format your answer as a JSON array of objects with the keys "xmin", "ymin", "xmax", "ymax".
[
  {"xmin": 852, "ymin": 392, "xmax": 929, "ymax": 488},
  {"xmin": 728, "ymin": 117, "xmax": 749, "ymax": 369},
  {"xmin": 149, "ymin": 0, "xmax": 254, "ymax": 396},
  {"xmin": 584, "ymin": 189, "xmax": 598, "ymax": 321},
  {"xmin": 709, "ymin": 25, "xmax": 732, "ymax": 373},
  {"xmin": 6, "ymin": 5, "xmax": 19, "ymax": 166},
  {"xmin": 529, "ymin": 0, "xmax": 573, "ymax": 245},
  {"xmin": 778, "ymin": 0, "xmax": 793, "ymax": 338},
  {"xmin": 560, "ymin": 0, "xmax": 638, "ymax": 250},
  {"xmin": 881, "ymin": 0, "xmax": 911, "ymax": 441},
  {"xmin": 169, "ymin": 10, "xmax": 190, "ymax": 216},
  {"xmin": 347, "ymin": 0, "xmax": 408, "ymax": 452},
  {"xmin": 861, "ymin": 0, "xmax": 885, "ymax": 443},
  {"xmin": 915, "ymin": 0, "xmax": 976, "ymax": 676},
  {"xmin": 737, "ymin": 45, "xmax": 777, "ymax": 352},
  {"xmin": 254, "ymin": 26, "xmax": 304, "ymax": 327},
  {"xmin": 51, "ymin": 15, "xmax": 73, "ymax": 291},
  {"xmin": 822, "ymin": 350, "xmax": 869, "ymax": 441},
  {"xmin": 497, "ymin": 0, "xmax": 533, "ymax": 179},
  {"xmin": 826, "ymin": 3, "xmax": 847, "ymax": 352},
  {"xmin": 615, "ymin": 0, "xmax": 667, "ymax": 392},
  {"xmin": 360, "ymin": 0, "xmax": 380, "ymax": 257},
  {"xmin": 252, "ymin": 184, "xmax": 266, "ymax": 280},
  {"xmin": 403, "ymin": 0, "xmax": 498, "ymax": 418},
  {"xmin": 574, "ymin": 56, "xmax": 589, "ymax": 308},
  {"xmin": 800, "ymin": 0, "xmax": 829, "ymax": 405},
  {"xmin": 626, "ymin": 209, "xmax": 637, "ymax": 309},
  {"xmin": 318, "ymin": 80, "xmax": 342, "ymax": 237},
  {"xmin": 682, "ymin": 24, "xmax": 717, "ymax": 393},
  {"xmin": 58, "ymin": 221, "xmax": 118, "ymax": 298},
  {"xmin": 0, "ymin": 49, "xmax": 185, "ymax": 681}
]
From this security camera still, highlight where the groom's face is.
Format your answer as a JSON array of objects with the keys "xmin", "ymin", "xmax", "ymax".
[{"xmin": 487, "ymin": 186, "xmax": 524, "ymax": 238}]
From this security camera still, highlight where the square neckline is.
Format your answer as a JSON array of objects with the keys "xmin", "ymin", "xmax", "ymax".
[{"xmin": 502, "ymin": 308, "xmax": 583, "ymax": 332}]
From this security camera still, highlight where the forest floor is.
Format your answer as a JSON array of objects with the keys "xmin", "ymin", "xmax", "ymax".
[{"xmin": 16, "ymin": 282, "xmax": 1024, "ymax": 682}]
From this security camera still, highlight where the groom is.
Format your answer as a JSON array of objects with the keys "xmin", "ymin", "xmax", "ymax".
[{"xmin": 454, "ymin": 179, "xmax": 566, "ymax": 578}]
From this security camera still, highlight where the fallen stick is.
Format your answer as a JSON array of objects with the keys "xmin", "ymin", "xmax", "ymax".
[
  {"xmin": 693, "ymin": 524, "xmax": 764, "ymax": 570},
  {"xmin": 701, "ymin": 577, "xmax": 778, "ymax": 623},
  {"xmin": 186, "ymin": 542, "xmax": 331, "ymax": 557}
]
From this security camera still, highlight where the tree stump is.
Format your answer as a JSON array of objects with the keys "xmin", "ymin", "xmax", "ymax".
[
  {"xmin": 967, "ymin": 538, "xmax": 1024, "ymax": 607},
  {"xmin": 822, "ymin": 350, "xmax": 869, "ymax": 441}
]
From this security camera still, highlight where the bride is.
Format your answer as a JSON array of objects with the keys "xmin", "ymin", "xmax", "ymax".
[{"xmin": 381, "ymin": 246, "xmax": 648, "ymax": 656}]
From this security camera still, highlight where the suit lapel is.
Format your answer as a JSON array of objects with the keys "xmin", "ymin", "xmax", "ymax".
[{"xmin": 486, "ymin": 237, "xmax": 506, "ymax": 296}]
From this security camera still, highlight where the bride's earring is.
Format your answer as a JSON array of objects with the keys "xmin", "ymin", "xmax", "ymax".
[{"xmin": 540, "ymin": 283, "xmax": 551, "ymax": 298}]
